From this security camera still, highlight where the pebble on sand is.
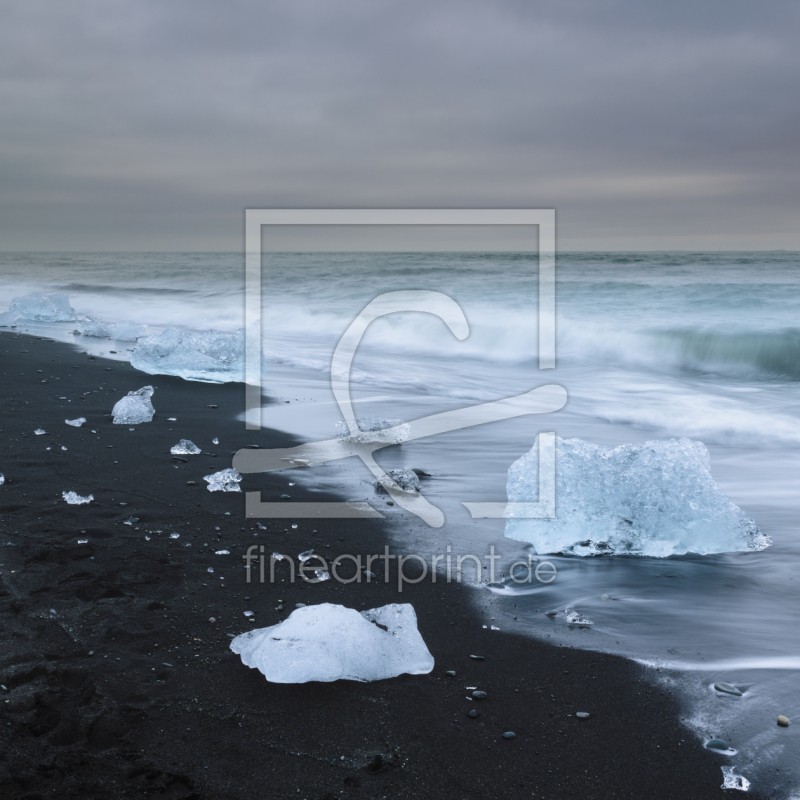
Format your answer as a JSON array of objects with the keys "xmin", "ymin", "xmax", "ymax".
[
  {"xmin": 502, "ymin": 732, "xmax": 516, "ymax": 739},
  {"xmin": 706, "ymin": 738, "xmax": 730, "ymax": 751},
  {"xmin": 576, "ymin": 712, "xmax": 590, "ymax": 719},
  {"xmin": 467, "ymin": 710, "xmax": 477, "ymax": 718},
  {"xmin": 472, "ymin": 691, "xmax": 487, "ymax": 700},
  {"xmin": 778, "ymin": 715, "xmax": 790, "ymax": 727}
]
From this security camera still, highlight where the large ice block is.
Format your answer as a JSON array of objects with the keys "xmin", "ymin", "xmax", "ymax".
[
  {"xmin": 504, "ymin": 436, "xmax": 769, "ymax": 557},
  {"xmin": 230, "ymin": 603, "xmax": 434, "ymax": 683},
  {"xmin": 77, "ymin": 317, "xmax": 115, "ymax": 337},
  {"xmin": 111, "ymin": 386, "xmax": 155, "ymax": 424},
  {"xmin": 130, "ymin": 327, "xmax": 249, "ymax": 383},
  {"xmin": 9, "ymin": 293, "xmax": 76, "ymax": 322}
]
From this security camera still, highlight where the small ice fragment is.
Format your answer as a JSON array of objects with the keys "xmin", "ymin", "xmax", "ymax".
[
  {"xmin": 112, "ymin": 386, "xmax": 155, "ymax": 424},
  {"xmin": 490, "ymin": 625, "xmax": 500, "ymax": 631},
  {"xmin": 0, "ymin": 474, "xmax": 5, "ymax": 486},
  {"xmin": 63, "ymin": 491, "xmax": 93, "ymax": 505},
  {"xmin": 9, "ymin": 292, "xmax": 75, "ymax": 322},
  {"xmin": 77, "ymin": 539, "xmax": 88, "ymax": 544},
  {"xmin": 256, "ymin": 523, "xmax": 266, "ymax": 530},
  {"xmin": 565, "ymin": 609, "xmax": 594, "ymax": 625},
  {"xmin": 122, "ymin": 517, "xmax": 139, "ymax": 525},
  {"xmin": 204, "ymin": 468, "xmax": 242, "ymax": 492},
  {"xmin": 272, "ymin": 553, "xmax": 284, "ymax": 561},
  {"xmin": 212, "ymin": 437, "xmax": 219, "ymax": 445},
  {"xmin": 34, "ymin": 428, "xmax": 46, "ymax": 435},
  {"xmin": 65, "ymin": 417, "xmax": 87, "ymax": 427},
  {"xmin": 720, "ymin": 766, "xmax": 750, "ymax": 791},
  {"xmin": 230, "ymin": 602, "xmax": 434, "ymax": 683},
  {"xmin": 576, "ymin": 712, "xmax": 590, "ymax": 719},
  {"xmin": 167, "ymin": 418, "xmax": 177, "ymax": 421},
  {"xmin": 49, "ymin": 609, "xmax": 57, "ymax": 615},
  {"xmin": 77, "ymin": 317, "xmax": 115, "ymax": 337},
  {"xmin": 46, "ymin": 447, "xmax": 51, "ymax": 451},
  {"xmin": 298, "ymin": 550, "xmax": 314, "ymax": 562},
  {"xmin": 170, "ymin": 533, "xmax": 180, "ymax": 539},
  {"xmin": 379, "ymin": 468, "xmax": 420, "ymax": 494},
  {"xmin": 112, "ymin": 321, "xmax": 147, "ymax": 341},
  {"xmin": 61, "ymin": 446, "xmax": 67, "ymax": 451},
  {"xmin": 215, "ymin": 549, "xmax": 230, "ymax": 555},
  {"xmin": 170, "ymin": 439, "xmax": 201, "ymax": 455},
  {"xmin": 244, "ymin": 610, "xmax": 254, "ymax": 617},
  {"xmin": 314, "ymin": 570, "xmax": 330, "ymax": 581}
]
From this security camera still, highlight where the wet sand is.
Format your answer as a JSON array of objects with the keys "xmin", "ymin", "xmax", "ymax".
[{"xmin": 0, "ymin": 331, "xmax": 748, "ymax": 799}]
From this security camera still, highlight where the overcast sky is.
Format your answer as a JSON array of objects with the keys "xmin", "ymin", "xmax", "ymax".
[{"xmin": 1, "ymin": 0, "xmax": 798, "ymax": 251}]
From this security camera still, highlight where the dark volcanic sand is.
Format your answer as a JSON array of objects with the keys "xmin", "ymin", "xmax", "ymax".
[{"xmin": 0, "ymin": 331, "xmax": 750, "ymax": 799}]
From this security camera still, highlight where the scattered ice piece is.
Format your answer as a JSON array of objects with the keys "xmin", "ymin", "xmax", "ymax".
[
  {"xmin": 170, "ymin": 533, "xmax": 180, "ymax": 539},
  {"xmin": 61, "ymin": 446, "xmax": 67, "ymax": 451},
  {"xmin": 336, "ymin": 417, "xmax": 410, "ymax": 446},
  {"xmin": 112, "ymin": 321, "xmax": 147, "ymax": 341},
  {"xmin": 0, "ymin": 474, "xmax": 4, "ymax": 487},
  {"xmin": 167, "ymin": 418, "xmax": 177, "ymax": 421},
  {"xmin": 122, "ymin": 517, "xmax": 139, "ymax": 525},
  {"xmin": 291, "ymin": 523, "xmax": 298, "ymax": 529},
  {"xmin": 505, "ymin": 436, "xmax": 770, "ymax": 557},
  {"xmin": 565, "ymin": 609, "xmax": 594, "ymax": 625},
  {"xmin": 46, "ymin": 447, "xmax": 51, "ymax": 451},
  {"xmin": 256, "ymin": 523, "xmax": 267, "ymax": 530},
  {"xmin": 65, "ymin": 417, "xmax": 87, "ymax": 427},
  {"xmin": 230, "ymin": 602, "xmax": 434, "ymax": 683},
  {"xmin": 77, "ymin": 317, "xmax": 114, "ymax": 337},
  {"xmin": 170, "ymin": 439, "xmax": 201, "ymax": 455},
  {"xmin": 215, "ymin": 549, "xmax": 230, "ymax": 555},
  {"xmin": 63, "ymin": 491, "xmax": 93, "ymax": 505},
  {"xmin": 272, "ymin": 553, "xmax": 284, "ymax": 561},
  {"xmin": 131, "ymin": 327, "xmax": 260, "ymax": 383},
  {"xmin": 207, "ymin": 567, "xmax": 214, "ymax": 573},
  {"xmin": 112, "ymin": 386, "xmax": 155, "ymax": 425},
  {"xmin": 34, "ymin": 429, "xmax": 46, "ymax": 435},
  {"xmin": 298, "ymin": 549, "xmax": 314, "ymax": 562},
  {"xmin": 490, "ymin": 625, "xmax": 500, "ymax": 631},
  {"xmin": 9, "ymin": 292, "xmax": 75, "ymax": 322},
  {"xmin": 377, "ymin": 468, "xmax": 420, "ymax": 494},
  {"xmin": 314, "ymin": 570, "xmax": 331, "ymax": 581},
  {"xmin": 720, "ymin": 766, "xmax": 750, "ymax": 791},
  {"xmin": 212, "ymin": 437, "xmax": 219, "ymax": 445},
  {"xmin": 77, "ymin": 539, "xmax": 88, "ymax": 544},
  {"xmin": 204, "ymin": 468, "xmax": 242, "ymax": 492},
  {"xmin": 576, "ymin": 712, "xmax": 590, "ymax": 719},
  {"xmin": 244, "ymin": 611, "xmax": 254, "ymax": 617}
]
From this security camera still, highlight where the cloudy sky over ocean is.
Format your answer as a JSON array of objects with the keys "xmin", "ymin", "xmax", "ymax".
[{"xmin": 1, "ymin": 0, "xmax": 798, "ymax": 250}]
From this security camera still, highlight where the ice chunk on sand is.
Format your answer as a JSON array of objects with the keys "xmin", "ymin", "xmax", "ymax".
[
  {"xmin": 505, "ymin": 436, "xmax": 769, "ymax": 557},
  {"xmin": 77, "ymin": 317, "xmax": 114, "ymax": 337},
  {"xmin": 336, "ymin": 417, "xmax": 410, "ymax": 446},
  {"xmin": 113, "ymin": 321, "xmax": 147, "ymax": 342},
  {"xmin": 204, "ymin": 468, "xmax": 242, "ymax": 492},
  {"xmin": 170, "ymin": 439, "xmax": 201, "ymax": 455},
  {"xmin": 130, "ymin": 327, "xmax": 253, "ymax": 383},
  {"xmin": 720, "ymin": 766, "xmax": 750, "ymax": 791},
  {"xmin": 0, "ymin": 309, "xmax": 20, "ymax": 326},
  {"xmin": 63, "ymin": 491, "xmax": 93, "ymax": 505},
  {"xmin": 376, "ymin": 468, "xmax": 420, "ymax": 494},
  {"xmin": 9, "ymin": 292, "xmax": 76, "ymax": 322},
  {"xmin": 65, "ymin": 417, "xmax": 87, "ymax": 427},
  {"xmin": 0, "ymin": 474, "xmax": 5, "ymax": 487},
  {"xmin": 111, "ymin": 386, "xmax": 155, "ymax": 424},
  {"xmin": 230, "ymin": 602, "xmax": 434, "ymax": 683}
]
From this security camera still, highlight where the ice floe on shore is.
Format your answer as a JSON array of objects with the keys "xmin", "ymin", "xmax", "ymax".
[
  {"xmin": 230, "ymin": 602, "xmax": 434, "ymax": 683},
  {"xmin": 112, "ymin": 386, "xmax": 155, "ymax": 424},
  {"xmin": 505, "ymin": 436, "xmax": 769, "ymax": 557},
  {"xmin": 5, "ymin": 292, "xmax": 76, "ymax": 323}
]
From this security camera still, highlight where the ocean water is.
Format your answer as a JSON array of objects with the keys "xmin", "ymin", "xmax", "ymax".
[{"xmin": 2, "ymin": 249, "xmax": 800, "ymax": 794}]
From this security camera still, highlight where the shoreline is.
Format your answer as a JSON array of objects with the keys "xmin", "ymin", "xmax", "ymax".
[{"xmin": 0, "ymin": 331, "xmax": 753, "ymax": 799}]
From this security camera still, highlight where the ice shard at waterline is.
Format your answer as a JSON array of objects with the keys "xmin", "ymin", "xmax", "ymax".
[
  {"xmin": 504, "ymin": 436, "xmax": 769, "ymax": 557},
  {"xmin": 230, "ymin": 603, "xmax": 434, "ymax": 683},
  {"xmin": 111, "ymin": 386, "xmax": 155, "ymax": 425}
]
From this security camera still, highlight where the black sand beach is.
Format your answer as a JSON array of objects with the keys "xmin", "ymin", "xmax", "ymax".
[{"xmin": 0, "ymin": 332, "xmax": 751, "ymax": 799}]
